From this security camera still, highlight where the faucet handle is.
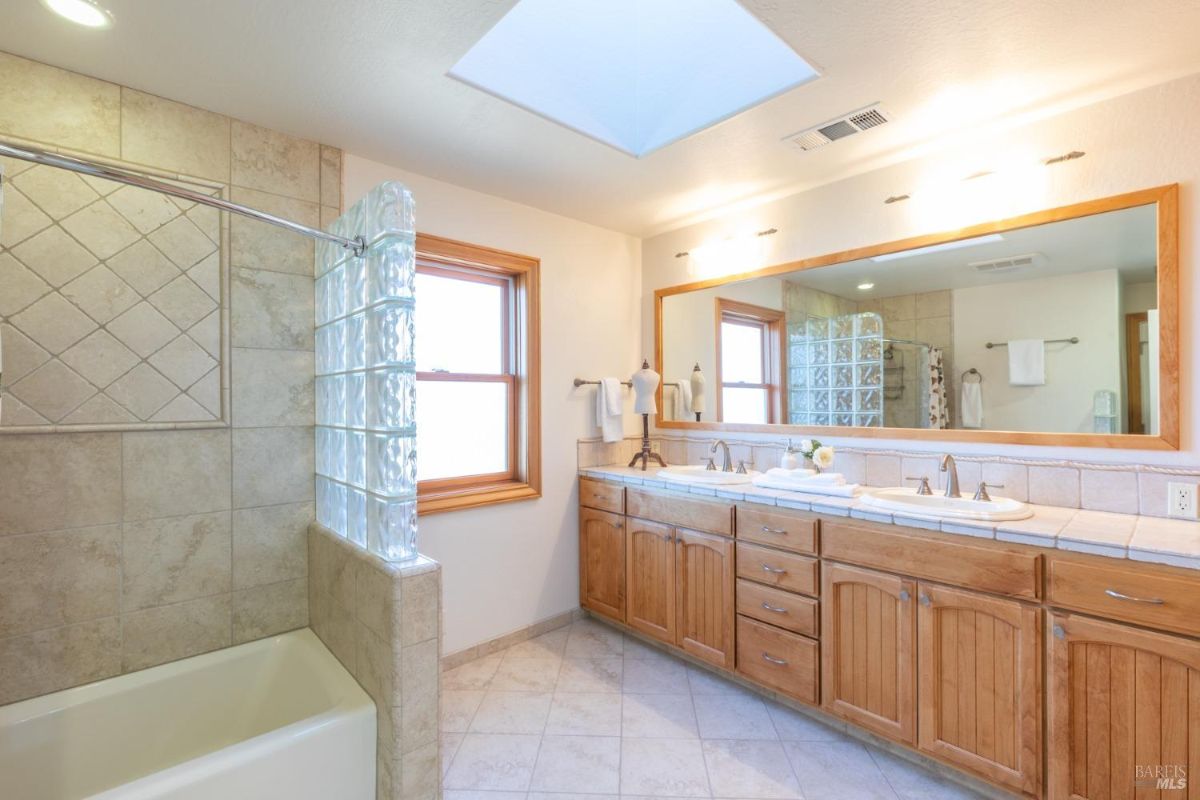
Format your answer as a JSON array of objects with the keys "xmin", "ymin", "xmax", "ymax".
[
  {"xmin": 705, "ymin": 457, "xmax": 717, "ymax": 471},
  {"xmin": 736, "ymin": 460, "xmax": 748, "ymax": 475},
  {"xmin": 905, "ymin": 476, "xmax": 933, "ymax": 496},
  {"xmin": 973, "ymin": 481, "xmax": 1004, "ymax": 502}
]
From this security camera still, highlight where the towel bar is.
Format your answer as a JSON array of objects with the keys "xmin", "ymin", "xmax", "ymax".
[{"xmin": 985, "ymin": 336, "xmax": 1079, "ymax": 349}]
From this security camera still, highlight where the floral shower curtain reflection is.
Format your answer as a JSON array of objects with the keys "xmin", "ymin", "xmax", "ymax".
[{"xmin": 314, "ymin": 182, "xmax": 419, "ymax": 561}]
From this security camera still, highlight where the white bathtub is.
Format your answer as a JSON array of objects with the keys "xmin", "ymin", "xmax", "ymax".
[{"xmin": 0, "ymin": 629, "xmax": 375, "ymax": 800}]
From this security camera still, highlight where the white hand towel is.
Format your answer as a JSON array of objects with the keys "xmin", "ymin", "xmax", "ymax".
[
  {"xmin": 1007, "ymin": 339, "xmax": 1045, "ymax": 386},
  {"xmin": 752, "ymin": 475, "xmax": 861, "ymax": 497},
  {"xmin": 961, "ymin": 382, "xmax": 983, "ymax": 429},
  {"xmin": 672, "ymin": 378, "xmax": 692, "ymax": 421},
  {"xmin": 596, "ymin": 377, "xmax": 623, "ymax": 443}
]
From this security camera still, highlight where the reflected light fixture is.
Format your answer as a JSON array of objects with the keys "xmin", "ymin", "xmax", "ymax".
[
  {"xmin": 857, "ymin": 282, "xmax": 875, "ymax": 291},
  {"xmin": 871, "ymin": 233, "xmax": 1003, "ymax": 263},
  {"xmin": 39, "ymin": 0, "xmax": 113, "ymax": 28}
]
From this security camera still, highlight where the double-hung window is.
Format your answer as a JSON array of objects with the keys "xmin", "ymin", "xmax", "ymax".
[
  {"xmin": 414, "ymin": 234, "xmax": 541, "ymax": 513},
  {"xmin": 715, "ymin": 298, "xmax": 785, "ymax": 424}
]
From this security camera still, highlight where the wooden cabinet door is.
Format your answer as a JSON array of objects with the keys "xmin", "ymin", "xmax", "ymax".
[
  {"xmin": 675, "ymin": 528, "xmax": 735, "ymax": 668},
  {"xmin": 625, "ymin": 518, "xmax": 677, "ymax": 644},
  {"xmin": 917, "ymin": 584, "xmax": 1041, "ymax": 796},
  {"xmin": 579, "ymin": 507, "xmax": 625, "ymax": 622},
  {"xmin": 1048, "ymin": 612, "xmax": 1200, "ymax": 800},
  {"xmin": 822, "ymin": 562, "xmax": 917, "ymax": 743}
]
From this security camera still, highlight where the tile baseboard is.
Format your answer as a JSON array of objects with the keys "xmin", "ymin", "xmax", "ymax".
[{"xmin": 440, "ymin": 607, "xmax": 585, "ymax": 670}]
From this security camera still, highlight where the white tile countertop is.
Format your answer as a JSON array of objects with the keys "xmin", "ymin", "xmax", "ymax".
[{"xmin": 579, "ymin": 465, "xmax": 1200, "ymax": 571}]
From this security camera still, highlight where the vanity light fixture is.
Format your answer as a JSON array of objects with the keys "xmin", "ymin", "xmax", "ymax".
[
  {"xmin": 857, "ymin": 282, "xmax": 875, "ymax": 291},
  {"xmin": 674, "ymin": 227, "xmax": 778, "ymax": 259},
  {"xmin": 39, "ymin": 0, "xmax": 113, "ymax": 28},
  {"xmin": 883, "ymin": 150, "xmax": 1086, "ymax": 205}
]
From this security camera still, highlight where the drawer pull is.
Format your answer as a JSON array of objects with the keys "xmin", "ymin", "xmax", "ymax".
[
  {"xmin": 761, "ymin": 526, "xmax": 788, "ymax": 535},
  {"xmin": 1104, "ymin": 588, "xmax": 1165, "ymax": 605},
  {"xmin": 761, "ymin": 564, "xmax": 787, "ymax": 575},
  {"xmin": 761, "ymin": 602, "xmax": 788, "ymax": 614},
  {"xmin": 762, "ymin": 652, "xmax": 788, "ymax": 666}
]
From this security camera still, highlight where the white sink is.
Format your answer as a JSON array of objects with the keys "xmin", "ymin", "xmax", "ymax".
[
  {"xmin": 859, "ymin": 486, "xmax": 1033, "ymax": 521},
  {"xmin": 657, "ymin": 465, "xmax": 759, "ymax": 486}
]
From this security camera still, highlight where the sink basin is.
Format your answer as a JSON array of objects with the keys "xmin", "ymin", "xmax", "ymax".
[
  {"xmin": 657, "ymin": 465, "xmax": 759, "ymax": 486},
  {"xmin": 859, "ymin": 486, "xmax": 1033, "ymax": 521}
]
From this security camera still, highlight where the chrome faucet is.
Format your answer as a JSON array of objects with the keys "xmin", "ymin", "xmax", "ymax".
[
  {"xmin": 939, "ymin": 454, "xmax": 961, "ymax": 498},
  {"xmin": 710, "ymin": 440, "xmax": 733, "ymax": 473}
]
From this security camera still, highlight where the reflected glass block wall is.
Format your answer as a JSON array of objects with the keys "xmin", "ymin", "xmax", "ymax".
[
  {"xmin": 788, "ymin": 311, "xmax": 884, "ymax": 427},
  {"xmin": 314, "ymin": 182, "xmax": 419, "ymax": 561}
]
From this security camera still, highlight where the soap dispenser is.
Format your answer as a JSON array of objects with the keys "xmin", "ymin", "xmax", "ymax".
[{"xmin": 780, "ymin": 439, "xmax": 799, "ymax": 471}]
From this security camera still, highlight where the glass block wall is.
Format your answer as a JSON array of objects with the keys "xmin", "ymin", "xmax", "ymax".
[
  {"xmin": 788, "ymin": 311, "xmax": 884, "ymax": 427},
  {"xmin": 315, "ymin": 182, "xmax": 419, "ymax": 561}
]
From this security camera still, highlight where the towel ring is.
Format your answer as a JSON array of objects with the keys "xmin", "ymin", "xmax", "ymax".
[{"xmin": 962, "ymin": 368, "xmax": 983, "ymax": 383}]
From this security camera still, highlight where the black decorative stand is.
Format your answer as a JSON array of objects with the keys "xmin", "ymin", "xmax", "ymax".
[{"xmin": 628, "ymin": 413, "xmax": 666, "ymax": 471}]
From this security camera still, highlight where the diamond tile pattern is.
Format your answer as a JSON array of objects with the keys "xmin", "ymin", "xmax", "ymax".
[
  {"xmin": 440, "ymin": 618, "xmax": 984, "ymax": 799},
  {"xmin": 0, "ymin": 163, "xmax": 225, "ymax": 427}
]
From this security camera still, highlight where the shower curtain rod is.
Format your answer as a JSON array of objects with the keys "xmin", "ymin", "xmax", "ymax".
[{"xmin": 0, "ymin": 139, "xmax": 366, "ymax": 257}]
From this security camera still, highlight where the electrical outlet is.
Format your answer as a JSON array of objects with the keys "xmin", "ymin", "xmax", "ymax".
[{"xmin": 1167, "ymin": 482, "xmax": 1198, "ymax": 519}]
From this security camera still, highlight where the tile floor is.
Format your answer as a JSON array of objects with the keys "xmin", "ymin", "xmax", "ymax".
[{"xmin": 440, "ymin": 618, "xmax": 983, "ymax": 800}]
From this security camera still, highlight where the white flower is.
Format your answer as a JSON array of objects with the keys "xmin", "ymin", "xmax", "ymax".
[
  {"xmin": 798, "ymin": 439, "xmax": 814, "ymax": 455},
  {"xmin": 812, "ymin": 446, "xmax": 835, "ymax": 470}
]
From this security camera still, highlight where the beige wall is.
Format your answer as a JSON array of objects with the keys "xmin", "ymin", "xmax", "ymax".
[
  {"xmin": 0, "ymin": 52, "xmax": 336, "ymax": 704},
  {"xmin": 343, "ymin": 155, "xmax": 643, "ymax": 655}
]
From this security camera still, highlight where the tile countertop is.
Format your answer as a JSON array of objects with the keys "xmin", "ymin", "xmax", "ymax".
[{"xmin": 579, "ymin": 465, "xmax": 1200, "ymax": 572}]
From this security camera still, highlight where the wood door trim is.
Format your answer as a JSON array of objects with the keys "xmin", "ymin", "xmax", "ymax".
[{"xmin": 1125, "ymin": 311, "xmax": 1148, "ymax": 435}]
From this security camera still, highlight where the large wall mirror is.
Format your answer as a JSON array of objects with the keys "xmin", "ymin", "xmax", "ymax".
[{"xmin": 656, "ymin": 185, "xmax": 1179, "ymax": 450}]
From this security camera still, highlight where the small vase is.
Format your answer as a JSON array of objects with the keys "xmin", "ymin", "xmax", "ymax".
[{"xmin": 805, "ymin": 457, "xmax": 822, "ymax": 474}]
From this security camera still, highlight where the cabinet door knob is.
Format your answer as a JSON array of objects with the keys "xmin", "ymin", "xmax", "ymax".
[
  {"xmin": 1053, "ymin": 624, "xmax": 1066, "ymax": 640},
  {"xmin": 919, "ymin": 594, "xmax": 931, "ymax": 607},
  {"xmin": 762, "ymin": 652, "xmax": 788, "ymax": 666},
  {"xmin": 899, "ymin": 590, "xmax": 911, "ymax": 602}
]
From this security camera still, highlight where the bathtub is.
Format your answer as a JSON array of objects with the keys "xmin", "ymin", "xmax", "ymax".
[{"xmin": 0, "ymin": 628, "xmax": 375, "ymax": 800}]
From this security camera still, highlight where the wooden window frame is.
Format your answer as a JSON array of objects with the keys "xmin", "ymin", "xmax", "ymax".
[
  {"xmin": 415, "ymin": 233, "xmax": 541, "ymax": 515},
  {"xmin": 714, "ymin": 298, "xmax": 786, "ymax": 424}
]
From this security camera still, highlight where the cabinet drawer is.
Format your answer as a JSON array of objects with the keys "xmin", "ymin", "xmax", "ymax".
[
  {"xmin": 1047, "ymin": 556, "xmax": 1200, "ymax": 637},
  {"xmin": 580, "ymin": 478, "xmax": 624, "ymax": 513},
  {"xmin": 626, "ymin": 487, "xmax": 732, "ymax": 536},
  {"xmin": 821, "ymin": 519, "xmax": 1041, "ymax": 600},
  {"xmin": 736, "ymin": 579, "xmax": 818, "ymax": 637},
  {"xmin": 736, "ymin": 543, "xmax": 818, "ymax": 597},
  {"xmin": 736, "ymin": 615, "xmax": 818, "ymax": 704},
  {"xmin": 736, "ymin": 505, "xmax": 817, "ymax": 554}
]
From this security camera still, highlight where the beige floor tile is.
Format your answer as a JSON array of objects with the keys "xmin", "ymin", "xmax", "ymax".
[
  {"xmin": 546, "ymin": 692, "xmax": 623, "ymax": 736},
  {"xmin": 620, "ymin": 738, "xmax": 711, "ymax": 797},
  {"xmin": 623, "ymin": 657, "xmax": 690, "ymax": 695},
  {"xmin": 687, "ymin": 666, "xmax": 753, "ymax": 696},
  {"xmin": 443, "ymin": 654, "xmax": 504, "ymax": 691},
  {"xmin": 622, "ymin": 693, "xmax": 699, "ymax": 739},
  {"xmin": 693, "ymin": 693, "xmax": 777, "ymax": 740},
  {"xmin": 444, "ymin": 733, "xmax": 541, "ymax": 791},
  {"xmin": 702, "ymin": 739, "xmax": 802, "ymax": 799},
  {"xmin": 444, "ymin": 791, "xmax": 526, "ymax": 800},
  {"xmin": 490, "ymin": 657, "xmax": 562, "ymax": 692},
  {"xmin": 470, "ymin": 691, "xmax": 553, "ymax": 735},
  {"xmin": 564, "ymin": 619, "xmax": 625, "ymax": 658},
  {"xmin": 441, "ymin": 732, "xmax": 465, "ymax": 777},
  {"xmin": 765, "ymin": 702, "xmax": 846, "ymax": 742},
  {"xmin": 502, "ymin": 628, "xmax": 570, "ymax": 660},
  {"xmin": 783, "ymin": 740, "xmax": 899, "ymax": 799},
  {"xmin": 441, "ymin": 689, "xmax": 486, "ymax": 733},
  {"xmin": 556, "ymin": 657, "xmax": 623, "ymax": 693},
  {"xmin": 530, "ymin": 735, "xmax": 621, "ymax": 794},
  {"xmin": 869, "ymin": 748, "xmax": 984, "ymax": 799}
]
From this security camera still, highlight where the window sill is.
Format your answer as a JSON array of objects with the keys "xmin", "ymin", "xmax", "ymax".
[{"xmin": 417, "ymin": 480, "xmax": 541, "ymax": 515}]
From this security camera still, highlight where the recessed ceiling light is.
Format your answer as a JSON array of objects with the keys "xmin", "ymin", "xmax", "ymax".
[
  {"xmin": 40, "ymin": 0, "xmax": 113, "ymax": 28},
  {"xmin": 857, "ymin": 282, "xmax": 875, "ymax": 291}
]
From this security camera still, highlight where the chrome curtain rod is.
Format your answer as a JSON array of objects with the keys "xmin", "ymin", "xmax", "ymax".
[{"xmin": 0, "ymin": 139, "xmax": 366, "ymax": 257}]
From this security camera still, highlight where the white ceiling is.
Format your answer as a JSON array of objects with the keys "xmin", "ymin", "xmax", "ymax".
[{"xmin": 3, "ymin": 0, "xmax": 1199, "ymax": 235}]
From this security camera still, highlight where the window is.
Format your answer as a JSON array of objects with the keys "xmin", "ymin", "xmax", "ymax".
[
  {"xmin": 715, "ymin": 298, "xmax": 785, "ymax": 424},
  {"xmin": 414, "ymin": 234, "xmax": 541, "ymax": 514}
]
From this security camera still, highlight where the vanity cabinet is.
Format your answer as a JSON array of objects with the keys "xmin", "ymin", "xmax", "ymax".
[
  {"xmin": 821, "ymin": 562, "xmax": 917, "ymax": 743},
  {"xmin": 579, "ymin": 507, "xmax": 625, "ymax": 622},
  {"xmin": 917, "ymin": 584, "xmax": 1042, "ymax": 796},
  {"xmin": 1047, "ymin": 612, "xmax": 1200, "ymax": 800},
  {"xmin": 625, "ymin": 518, "xmax": 677, "ymax": 644},
  {"xmin": 676, "ymin": 528, "xmax": 735, "ymax": 667}
]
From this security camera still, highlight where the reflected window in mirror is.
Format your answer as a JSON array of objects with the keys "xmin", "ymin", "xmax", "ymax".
[{"xmin": 716, "ymin": 299, "xmax": 784, "ymax": 424}]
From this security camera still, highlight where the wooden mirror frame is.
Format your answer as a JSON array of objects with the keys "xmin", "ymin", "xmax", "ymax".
[{"xmin": 654, "ymin": 184, "xmax": 1179, "ymax": 450}]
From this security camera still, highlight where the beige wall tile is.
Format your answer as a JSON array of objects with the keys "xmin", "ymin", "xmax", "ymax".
[
  {"xmin": 232, "ymin": 578, "xmax": 307, "ymax": 644},
  {"xmin": 1080, "ymin": 469, "xmax": 1139, "ymax": 514},
  {"xmin": 121, "ymin": 593, "xmax": 231, "ymax": 672},
  {"xmin": 232, "ymin": 502, "xmax": 311, "ymax": 589},
  {"xmin": 400, "ymin": 638, "xmax": 440, "ymax": 752},
  {"xmin": 231, "ymin": 267, "xmax": 314, "ymax": 349},
  {"xmin": 320, "ymin": 147, "xmax": 342, "ymax": 209},
  {"xmin": 231, "ymin": 121, "xmax": 320, "ymax": 201},
  {"xmin": 122, "ymin": 429, "xmax": 232, "ymax": 520},
  {"xmin": 356, "ymin": 557, "xmax": 398, "ymax": 639},
  {"xmin": 914, "ymin": 290, "xmax": 951, "ymax": 318},
  {"xmin": 232, "ymin": 426, "xmax": 314, "ymax": 507},
  {"xmin": 402, "ymin": 570, "xmax": 440, "ymax": 647},
  {"xmin": 231, "ymin": 348, "xmax": 314, "ymax": 427},
  {"xmin": 0, "ymin": 524, "xmax": 120, "ymax": 637},
  {"xmin": 121, "ymin": 511, "xmax": 232, "ymax": 612},
  {"xmin": 399, "ymin": 740, "xmax": 440, "ymax": 800},
  {"xmin": 1137, "ymin": 472, "xmax": 1184, "ymax": 518},
  {"xmin": 120, "ymin": 89, "xmax": 231, "ymax": 181},
  {"xmin": 1028, "ymin": 465, "xmax": 1081, "ymax": 507},
  {"xmin": 0, "ymin": 433, "xmax": 121, "ymax": 535},
  {"xmin": 229, "ymin": 186, "xmax": 319, "ymax": 276},
  {"xmin": 981, "ymin": 462, "xmax": 1029, "ymax": 502},
  {"xmin": 865, "ymin": 454, "xmax": 901, "ymax": 487},
  {"xmin": 0, "ymin": 617, "xmax": 120, "ymax": 705},
  {"xmin": 0, "ymin": 52, "xmax": 120, "ymax": 156}
]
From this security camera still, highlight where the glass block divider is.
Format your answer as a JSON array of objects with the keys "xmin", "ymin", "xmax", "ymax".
[
  {"xmin": 790, "ymin": 311, "xmax": 884, "ymax": 427},
  {"xmin": 315, "ymin": 182, "xmax": 419, "ymax": 562}
]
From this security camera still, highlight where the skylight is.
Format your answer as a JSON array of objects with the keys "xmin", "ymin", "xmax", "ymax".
[{"xmin": 448, "ymin": 0, "xmax": 819, "ymax": 158}]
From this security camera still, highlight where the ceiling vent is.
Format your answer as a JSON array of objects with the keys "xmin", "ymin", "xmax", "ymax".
[
  {"xmin": 785, "ymin": 104, "xmax": 891, "ymax": 151},
  {"xmin": 969, "ymin": 253, "xmax": 1045, "ymax": 273}
]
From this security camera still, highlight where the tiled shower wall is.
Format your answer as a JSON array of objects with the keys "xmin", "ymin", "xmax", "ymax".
[{"xmin": 0, "ymin": 52, "xmax": 339, "ymax": 704}]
